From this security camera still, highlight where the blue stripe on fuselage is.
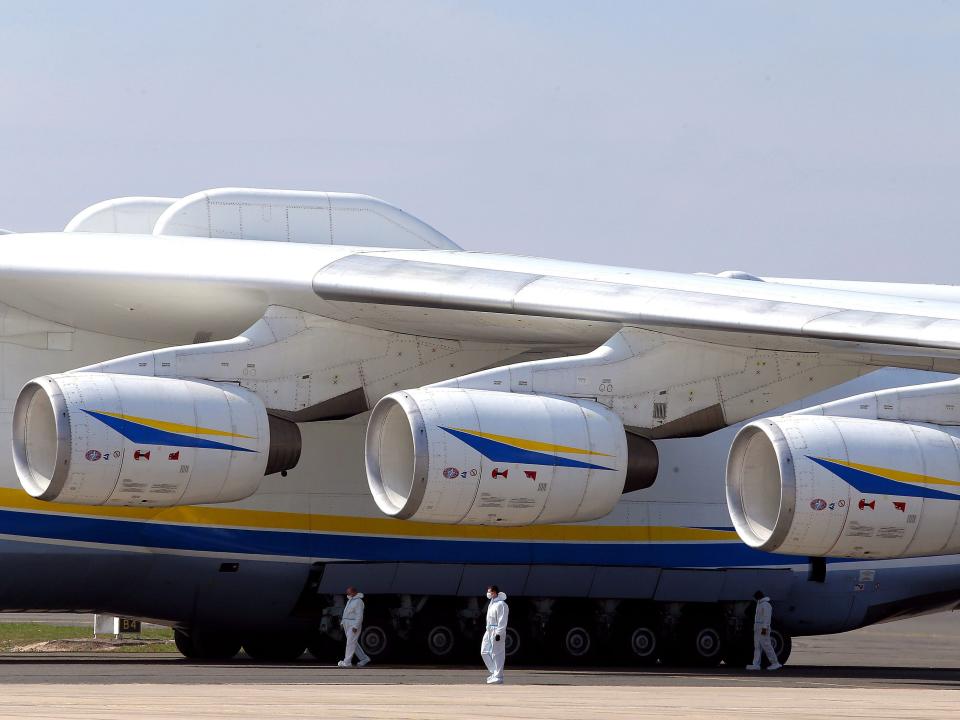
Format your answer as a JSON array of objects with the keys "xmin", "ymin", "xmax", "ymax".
[{"xmin": 0, "ymin": 508, "xmax": 795, "ymax": 567}]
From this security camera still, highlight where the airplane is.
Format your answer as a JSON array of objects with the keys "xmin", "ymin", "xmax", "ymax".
[{"xmin": 2, "ymin": 186, "xmax": 960, "ymax": 667}]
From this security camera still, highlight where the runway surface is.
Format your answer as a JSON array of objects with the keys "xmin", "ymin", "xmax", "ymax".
[{"xmin": 0, "ymin": 611, "xmax": 956, "ymax": 719}]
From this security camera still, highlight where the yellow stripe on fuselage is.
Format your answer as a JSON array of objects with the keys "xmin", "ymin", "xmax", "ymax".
[
  {"xmin": 92, "ymin": 411, "xmax": 254, "ymax": 439},
  {"xmin": 447, "ymin": 427, "xmax": 613, "ymax": 457},
  {"xmin": 823, "ymin": 458, "xmax": 960, "ymax": 488},
  {"xmin": 0, "ymin": 488, "xmax": 735, "ymax": 543}
]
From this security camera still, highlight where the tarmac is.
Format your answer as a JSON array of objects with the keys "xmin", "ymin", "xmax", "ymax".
[{"xmin": 0, "ymin": 612, "xmax": 956, "ymax": 719}]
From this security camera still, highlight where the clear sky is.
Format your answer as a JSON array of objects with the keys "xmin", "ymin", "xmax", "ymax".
[{"xmin": 2, "ymin": 1, "xmax": 958, "ymax": 281}]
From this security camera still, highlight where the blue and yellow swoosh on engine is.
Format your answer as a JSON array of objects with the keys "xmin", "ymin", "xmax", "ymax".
[
  {"xmin": 810, "ymin": 456, "xmax": 960, "ymax": 500},
  {"xmin": 83, "ymin": 410, "xmax": 256, "ymax": 452},
  {"xmin": 439, "ymin": 426, "xmax": 616, "ymax": 471}
]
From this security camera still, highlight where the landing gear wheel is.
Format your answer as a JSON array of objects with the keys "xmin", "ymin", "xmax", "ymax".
[
  {"xmin": 422, "ymin": 621, "xmax": 458, "ymax": 663},
  {"xmin": 724, "ymin": 628, "xmax": 792, "ymax": 668},
  {"xmin": 306, "ymin": 633, "xmax": 340, "ymax": 663},
  {"xmin": 691, "ymin": 625, "xmax": 724, "ymax": 666},
  {"xmin": 174, "ymin": 629, "xmax": 199, "ymax": 659},
  {"xmin": 723, "ymin": 635, "xmax": 753, "ymax": 668},
  {"xmin": 192, "ymin": 631, "xmax": 241, "ymax": 660},
  {"xmin": 624, "ymin": 624, "xmax": 659, "ymax": 666},
  {"xmin": 174, "ymin": 630, "xmax": 241, "ymax": 660},
  {"xmin": 503, "ymin": 626, "xmax": 522, "ymax": 661},
  {"xmin": 664, "ymin": 619, "xmax": 725, "ymax": 667},
  {"xmin": 242, "ymin": 635, "xmax": 306, "ymax": 661},
  {"xmin": 501, "ymin": 623, "xmax": 541, "ymax": 666},
  {"xmin": 557, "ymin": 623, "xmax": 594, "ymax": 663},
  {"xmin": 548, "ymin": 617, "xmax": 597, "ymax": 665},
  {"xmin": 767, "ymin": 628, "xmax": 792, "ymax": 667},
  {"xmin": 359, "ymin": 618, "xmax": 394, "ymax": 662}
]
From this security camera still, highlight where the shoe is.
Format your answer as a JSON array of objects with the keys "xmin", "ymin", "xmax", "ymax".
[
  {"xmin": 767, "ymin": 663, "xmax": 782, "ymax": 671},
  {"xmin": 745, "ymin": 664, "xmax": 760, "ymax": 671},
  {"xmin": 357, "ymin": 658, "xmax": 370, "ymax": 667},
  {"xmin": 486, "ymin": 676, "xmax": 503, "ymax": 684},
  {"xmin": 337, "ymin": 660, "xmax": 351, "ymax": 668}
]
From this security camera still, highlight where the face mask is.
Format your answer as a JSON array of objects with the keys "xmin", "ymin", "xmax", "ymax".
[{"xmin": 486, "ymin": 591, "xmax": 494, "ymax": 599}]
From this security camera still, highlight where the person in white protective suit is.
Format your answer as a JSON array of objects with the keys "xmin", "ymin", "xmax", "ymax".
[
  {"xmin": 746, "ymin": 590, "xmax": 782, "ymax": 671},
  {"xmin": 480, "ymin": 585, "xmax": 509, "ymax": 684},
  {"xmin": 337, "ymin": 586, "xmax": 371, "ymax": 668}
]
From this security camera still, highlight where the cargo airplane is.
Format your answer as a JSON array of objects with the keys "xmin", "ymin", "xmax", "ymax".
[{"xmin": 3, "ymin": 187, "xmax": 960, "ymax": 666}]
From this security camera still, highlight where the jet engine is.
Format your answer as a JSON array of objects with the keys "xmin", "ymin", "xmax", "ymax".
[
  {"xmin": 12, "ymin": 372, "xmax": 301, "ymax": 507},
  {"xmin": 364, "ymin": 387, "xmax": 658, "ymax": 526},
  {"xmin": 726, "ymin": 415, "xmax": 960, "ymax": 559}
]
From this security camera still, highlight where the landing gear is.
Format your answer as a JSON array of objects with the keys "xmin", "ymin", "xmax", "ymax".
[
  {"xmin": 242, "ymin": 634, "xmax": 306, "ymax": 661},
  {"xmin": 553, "ymin": 620, "xmax": 595, "ymax": 663},
  {"xmin": 420, "ymin": 618, "xmax": 459, "ymax": 663},
  {"xmin": 661, "ymin": 615, "xmax": 725, "ymax": 667},
  {"xmin": 723, "ymin": 627, "xmax": 793, "ymax": 668},
  {"xmin": 768, "ymin": 628, "xmax": 792, "ymax": 667},
  {"xmin": 306, "ymin": 632, "xmax": 340, "ymax": 662},
  {"xmin": 174, "ymin": 629, "xmax": 241, "ymax": 660},
  {"xmin": 358, "ymin": 616, "xmax": 394, "ymax": 662},
  {"xmin": 503, "ymin": 626, "xmax": 523, "ymax": 661},
  {"xmin": 620, "ymin": 622, "xmax": 659, "ymax": 666}
]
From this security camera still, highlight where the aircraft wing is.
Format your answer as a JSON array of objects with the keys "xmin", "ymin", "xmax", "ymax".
[{"xmin": 311, "ymin": 250, "xmax": 960, "ymax": 367}]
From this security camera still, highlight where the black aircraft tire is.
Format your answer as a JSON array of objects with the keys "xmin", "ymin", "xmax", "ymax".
[
  {"xmin": 192, "ymin": 631, "xmax": 242, "ymax": 660},
  {"xmin": 306, "ymin": 633, "xmax": 341, "ymax": 663},
  {"xmin": 420, "ymin": 619, "xmax": 460, "ymax": 664},
  {"xmin": 723, "ymin": 636, "xmax": 754, "ymax": 668},
  {"xmin": 620, "ymin": 622, "xmax": 659, "ymax": 666},
  {"xmin": 503, "ymin": 625, "xmax": 541, "ymax": 666},
  {"xmin": 663, "ymin": 619, "xmax": 725, "ymax": 667},
  {"xmin": 766, "ymin": 628, "xmax": 792, "ymax": 667},
  {"xmin": 358, "ymin": 617, "xmax": 394, "ymax": 663},
  {"xmin": 174, "ymin": 629, "xmax": 240, "ymax": 661},
  {"xmin": 554, "ymin": 621, "xmax": 596, "ymax": 664},
  {"xmin": 174, "ymin": 629, "xmax": 199, "ymax": 659},
  {"xmin": 725, "ymin": 628, "xmax": 792, "ymax": 668},
  {"xmin": 242, "ymin": 635, "xmax": 306, "ymax": 662}
]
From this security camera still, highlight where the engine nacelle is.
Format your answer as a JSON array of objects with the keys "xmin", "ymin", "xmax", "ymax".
[
  {"xmin": 365, "ymin": 388, "xmax": 656, "ymax": 526},
  {"xmin": 13, "ymin": 372, "xmax": 301, "ymax": 507},
  {"xmin": 726, "ymin": 415, "xmax": 960, "ymax": 558}
]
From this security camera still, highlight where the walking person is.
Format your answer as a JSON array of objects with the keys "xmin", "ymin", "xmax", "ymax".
[
  {"xmin": 746, "ymin": 590, "xmax": 782, "ymax": 670},
  {"xmin": 338, "ymin": 586, "xmax": 371, "ymax": 668},
  {"xmin": 480, "ymin": 585, "xmax": 509, "ymax": 684}
]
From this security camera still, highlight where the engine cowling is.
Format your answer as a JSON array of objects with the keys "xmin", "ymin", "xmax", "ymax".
[
  {"xmin": 726, "ymin": 415, "xmax": 960, "ymax": 558},
  {"xmin": 365, "ymin": 387, "xmax": 657, "ymax": 526},
  {"xmin": 12, "ymin": 372, "xmax": 301, "ymax": 507}
]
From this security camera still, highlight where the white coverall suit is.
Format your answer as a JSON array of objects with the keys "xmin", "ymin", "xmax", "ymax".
[
  {"xmin": 749, "ymin": 596, "xmax": 781, "ymax": 669},
  {"xmin": 481, "ymin": 592, "xmax": 509, "ymax": 683},
  {"xmin": 339, "ymin": 593, "xmax": 371, "ymax": 667}
]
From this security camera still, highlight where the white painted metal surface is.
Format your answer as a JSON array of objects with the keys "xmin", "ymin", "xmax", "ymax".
[
  {"xmin": 13, "ymin": 373, "xmax": 270, "ymax": 506},
  {"xmin": 153, "ymin": 188, "xmax": 460, "ymax": 249},
  {"xmin": 64, "ymin": 197, "xmax": 178, "ymax": 233},
  {"xmin": 366, "ymin": 388, "xmax": 627, "ymax": 525},
  {"xmin": 727, "ymin": 412, "xmax": 960, "ymax": 559}
]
